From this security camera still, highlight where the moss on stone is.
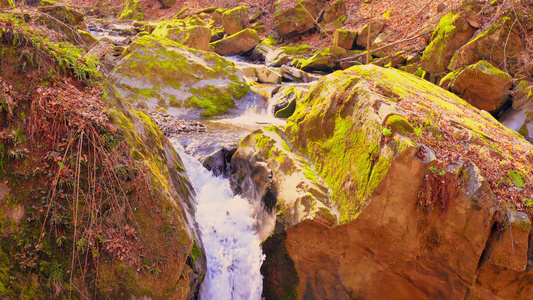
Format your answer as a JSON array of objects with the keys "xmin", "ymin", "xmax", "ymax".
[{"xmin": 119, "ymin": 0, "xmax": 144, "ymax": 21}]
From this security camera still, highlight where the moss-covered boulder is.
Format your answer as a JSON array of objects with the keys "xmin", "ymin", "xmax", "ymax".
[
  {"xmin": 450, "ymin": 60, "xmax": 512, "ymax": 113},
  {"xmin": 333, "ymin": 28, "xmax": 357, "ymax": 50},
  {"xmin": 0, "ymin": 16, "xmax": 205, "ymax": 299},
  {"xmin": 274, "ymin": 0, "xmax": 324, "ymax": 39},
  {"xmin": 111, "ymin": 35, "xmax": 249, "ymax": 118},
  {"xmin": 241, "ymin": 64, "xmax": 533, "ymax": 299},
  {"xmin": 210, "ymin": 28, "xmax": 259, "ymax": 56},
  {"xmin": 296, "ymin": 46, "xmax": 346, "ymax": 72},
  {"xmin": 77, "ymin": 29, "xmax": 97, "ymax": 47},
  {"xmin": 323, "ymin": 0, "xmax": 346, "ymax": 24},
  {"xmin": 222, "ymin": 5, "xmax": 248, "ymax": 36},
  {"xmin": 420, "ymin": 12, "xmax": 475, "ymax": 81},
  {"xmin": 0, "ymin": 0, "xmax": 14, "ymax": 8},
  {"xmin": 271, "ymin": 84, "xmax": 309, "ymax": 118},
  {"xmin": 449, "ymin": 18, "xmax": 524, "ymax": 75},
  {"xmin": 38, "ymin": 0, "xmax": 85, "ymax": 26},
  {"xmin": 356, "ymin": 21, "xmax": 384, "ymax": 48},
  {"xmin": 119, "ymin": 0, "xmax": 144, "ymax": 21},
  {"xmin": 152, "ymin": 21, "xmax": 212, "ymax": 51}
]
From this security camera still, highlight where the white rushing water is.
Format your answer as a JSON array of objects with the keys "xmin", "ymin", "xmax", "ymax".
[{"xmin": 178, "ymin": 148, "xmax": 265, "ymax": 300}]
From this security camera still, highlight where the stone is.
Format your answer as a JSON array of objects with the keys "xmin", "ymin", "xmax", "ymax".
[
  {"xmin": 323, "ymin": 0, "xmax": 346, "ymax": 24},
  {"xmin": 249, "ymin": 8, "xmax": 263, "ymax": 23},
  {"xmin": 265, "ymin": 49, "xmax": 290, "ymax": 67},
  {"xmin": 332, "ymin": 29, "xmax": 357, "ymax": 50},
  {"xmin": 256, "ymin": 66, "xmax": 282, "ymax": 84},
  {"xmin": 274, "ymin": 0, "xmax": 324, "ymax": 39},
  {"xmin": 153, "ymin": 24, "xmax": 212, "ymax": 51},
  {"xmin": 369, "ymin": 32, "xmax": 392, "ymax": 57},
  {"xmin": 119, "ymin": 0, "xmax": 144, "ymax": 21},
  {"xmin": 356, "ymin": 21, "xmax": 384, "ymax": 48},
  {"xmin": 222, "ymin": 5, "xmax": 248, "ymax": 36},
  {"xmin": 449, "ymin": 19, "xmax": 524, "ymax": 75},
  {"xmin": 38, "ymin": 0, "xmax": 85, "ymax": 26},
  {"xmin": 451, "ymin": 60, "xmax": 512, "ymax": 113},
  {"xmin": 296, "ymin": 46, "xmax": 346, "ymax": 72},
  {"xmin": 271, "ymin": 84, "xmax": 309, "ymax": 118},
  {"xmin": 210, "ymin": 28, "xmax": 260, "ymax": 56},
  {"xmin": 77, "ymin": 29, "xmax": 98, "ymax": 47},
  {"xmin": 111, "ymin": 35, "xmax": 249, "ymax": 118},
  {"xmin": 252, "ymin": 65, "xmax": 533, "ymax": 299},
  {"xmin": 420, "ymin": 12, "xmax": 476, "ymax": 82},
  {"xmin": 280, "ymin": 65, "xmax": 310, "ymax": 82}
]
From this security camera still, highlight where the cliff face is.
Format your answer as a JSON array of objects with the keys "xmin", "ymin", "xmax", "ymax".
[
  {"xmin": 0, "ymin": 14, "xmax": 204, "ymax": 299},
  {"xmin": 232, "ymin": 65, "xmax": 533, "ymax": 299}
]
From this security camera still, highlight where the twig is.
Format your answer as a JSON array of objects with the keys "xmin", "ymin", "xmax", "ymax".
[
  {"xmin": 337, "ymin": 30, "xmax": 430, "ymax": 63},
  {"xmin": 366, "ymin": 0, "xmax": 374, "ymax": 64}
]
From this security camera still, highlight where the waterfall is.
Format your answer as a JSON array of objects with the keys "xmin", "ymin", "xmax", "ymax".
[{"xmin": 178, "ymin": 147, "xmax": 265, "ymax": 300}]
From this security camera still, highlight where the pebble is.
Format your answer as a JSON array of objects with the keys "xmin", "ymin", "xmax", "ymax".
[{"xmin": 150, "ymin": 111, "xmax": 207, "ymax": 138}]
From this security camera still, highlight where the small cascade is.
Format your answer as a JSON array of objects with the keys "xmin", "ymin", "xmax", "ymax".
[{"xmin": 178, "ymin": 147, "xmax": 265, "ymax": 300}]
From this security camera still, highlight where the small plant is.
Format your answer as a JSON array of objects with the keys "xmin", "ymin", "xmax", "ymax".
[
  {"xmin": 414, "ymin": 126, "xmax": 424, "ymax": 137},
  {"xmin": 382, "ymin": 127, "xmax": 392, "ymax": 136}
]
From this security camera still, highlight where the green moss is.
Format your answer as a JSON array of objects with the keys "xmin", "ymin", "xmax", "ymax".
[
  {"xmin": 331, "ymin": 15, "xmax": 346, "ymax": 26},
  {"xmin": 508, "ymin": 170, "xmax": 525, "ymax": 188},
  {"xmin": 385, "ymin": 115, "xmax": 414, "ymax": 135},
  {"xmin": 119, "ymin": 0, "xmax": 144, "ymax": 21}
]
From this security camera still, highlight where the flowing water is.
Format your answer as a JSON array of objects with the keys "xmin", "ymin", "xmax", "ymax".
[{"xmin": 171, "ymin": 89, "xmax": 285, "ymax": 300}]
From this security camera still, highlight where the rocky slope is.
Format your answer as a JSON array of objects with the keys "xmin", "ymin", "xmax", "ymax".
[{"xmin": 0, "ymin": 10, "xmax": 204, "ymax": 299}]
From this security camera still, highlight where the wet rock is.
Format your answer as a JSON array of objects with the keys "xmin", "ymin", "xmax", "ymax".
[
  {"xmin": 222, "ymin": 5, "xmax": 248, "ymax": 35},
  {"xmin": 265, "ymin": 49, "xmax": 290, "ymax": 67},
  {"xmin": 211, "ymin": 28, "xmax": 260, "ymax": 56},
  {"xmin": 420, "ymin": 12, "xmax": 475, "ymax": 82},
  {"xmin": 296, "ymin": 46, "xmax": 346, "ymax": 72},
  {"xmin": 280, "ymin": 65, "xmax": 310, "ymax": 82},
  {"xmin": 271, "ymin": 84, "xmax": 309, "ymax": 118},
  {"xmin": 199, "ymin": 147, "xmax": 237, "ymax": 177}
]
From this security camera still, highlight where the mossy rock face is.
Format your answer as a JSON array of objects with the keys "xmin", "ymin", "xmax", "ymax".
[
  {"xmin": 112, "ymin": 35, "xmax": 249, "ymax": 118},
  {"xmin": 451, "ymin": 60, "xmax": 512, "ymax": 113},
  {"xmin": 222, "ymin": 5, "xmax": 248, "ymax": 35},
  {"xmin": 0, "ymin": 0, "xmax": 14, "ymax": 8},
  {"xmin": 119, "ymin": 0, "xmax": 144, "ymax": 21},
  {"xmin": 323, "ymin": 0, "xmax": 346, "ymax": 24},
  {"xmin": 274, "ymin": 0, "xmax": 324, "ymax": 38},
  {"xmin": 210, "ymin": 28, "xmax": 259, "ymax": 56},
  {"xmin": 449, "ymin": 18, "xmax": 524, "ymax": 75},
  {"xmin": 152, "ymin": 21, "xmax": 212, "ymax": 51},
  {"xmin": 420, "ymin": 12, "xmax": 475, "ymax": 81},
  {"xmin": 38, "ymin": 0, "xmax": 85, "ymax": 26}
]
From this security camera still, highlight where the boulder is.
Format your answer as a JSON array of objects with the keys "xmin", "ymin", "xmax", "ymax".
[
  {"xmin": 369, "ymin": 32, "xmax": 393, "ymax": 57},
  {"xmin": 152, "ymin": 23, "xmax": 212, "ymax": 51},
  {"xmin": 0, "ymin": 0, "xmax": 14, "ymax": 8},
  {"xmin": 234, "ymin": 64, "xmax": 533, "ymax": 299},
  {"xmin": 77, "ymin": 29, "xmax": 98, "ymax": 47},
  {"xmin": 323, "ymin": 0, "xmax": 346, "ymax": 24},
  {"xmin": 280, "ymin": 65, "xmax": 311, "ymax": 82},
  {"xmin": 449, "ymin": 19, "xmax": 524, "ymax": 75},
  {"xmin": 356, "ymin": 21, "xmax": 384, "ymax": 48},
  {"xmin": 420, "ymin": 12, "xmax": 476, "ymax": 81},
  {"xmin": 235, "ymin": 62, "xmax": 282, "ymax": 84},
  {"xmin": 450, "ymin": 60, "xmax": 512, "ymax": 113},
  {"xmin": 111, "ymin": 35, "xmax": 250, "ymax": 118},
  {"xmin": 160, "ymin": 0, "xmax": 177, "ymax": 9},
  {"xmin": 222, "ymin": 5, "xmax": 248, "ymax": 35},
  {"xmin": 38, "ymin": 0, "xmax": 85, "ymax": 26},
  {"xmin": 274, "ymin": 0, "xmax": 324, "ymax": 39},
  {"xmin": 333, "ymin": 29, "xmax": 357, "ymax": 50},
  {"xmin": 271, "ymin": 84, "xmax": 310, "ymax": 118},
  {"xmin": 296, "ymin": 46, "xmax": 346, "ymax": 72},
  {"xmin": 119, "ymin": 0, "xmax": 144, "ymax": 21},
  {"xmin": 210, "ymin": 28, "xmax": 260, "ymax": 56},
  {"xmin": 265, "ymin": 49, "xmax": 290, "ymax": 67}
]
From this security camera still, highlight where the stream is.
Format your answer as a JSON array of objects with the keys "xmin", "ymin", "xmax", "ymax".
[{"xmin": 170, "ymin": 90, "xmax": 285, "ymax": 299}]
